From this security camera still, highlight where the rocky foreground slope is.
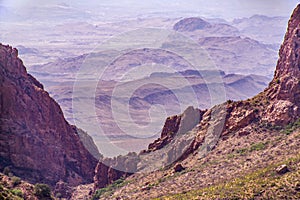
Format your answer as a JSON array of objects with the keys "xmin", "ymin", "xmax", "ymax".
[
  {"xmin": 90, "ymin": 4, "xmax": 300, "ymax": 200},
  {"xmin": 0, "ymin": 44, "xmax": 99, "ymax": 186}
]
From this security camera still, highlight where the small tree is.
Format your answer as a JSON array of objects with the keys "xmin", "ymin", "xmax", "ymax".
[
  {"xmin": 11, "ymin": 189, "xmax": 23, "ymax": 197},
  {"xmin": 3, "ymin": 167, "xmax": 10, "ymax": 176},
  {"xmin": 34, "ymin": 183, "xmax": 52, "ymax": 199}
]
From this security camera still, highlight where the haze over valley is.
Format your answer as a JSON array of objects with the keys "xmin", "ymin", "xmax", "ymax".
[{"xmin": 1, "ymin": 0, "xmax": 298, "ymax": 156}]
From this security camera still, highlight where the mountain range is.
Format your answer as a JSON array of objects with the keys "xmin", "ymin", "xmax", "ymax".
[{"xmin": 0, "ymin": 3, "xmax": 300, "ymax": 200}]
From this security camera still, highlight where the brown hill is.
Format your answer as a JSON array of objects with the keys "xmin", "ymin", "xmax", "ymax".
[{"xmin": 173, "ymin": 17, "xmax": 210, "ymax": 32}]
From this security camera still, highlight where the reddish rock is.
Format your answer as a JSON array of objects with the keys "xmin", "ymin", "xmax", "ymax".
[
  {"xmin": 96, "ymin": 5, "xmax": 300, "ymax": 191},
  {"xmin": 161, "ymin": 115, "xmax": 182, "ymax": 138},
  {"xmin": 0, "ymin": 44, "xmax": 98, "ymax": 186},
  {"xmin": 238, "ymin": 130, "xmax": 250, "ymax": 137},
  {"xmin": 147, "ymin": 107, "xmax": 205, "ymax": 152},
  {"xmin": 264, "ymin": 4, "xmax": 300, "ymax": 125},
  {"xmin": 94, "ymin": 152, "xmax": 139, "ymax": 190},
  {"xmin": 147, "ymin": 115, "xmax": 181, "ymax": 152}
]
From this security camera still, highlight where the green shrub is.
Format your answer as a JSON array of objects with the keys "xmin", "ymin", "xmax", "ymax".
[
  {"xmin": 236, "ymin": 148, "xmax": 247, "ymax": 155},
  {"xmin": 111, "ymin": 178, "xmax": 124, "ymax": 187},
  {"xmin": 34, "ymin": 183, "xmax": 52, "ymax": 199},
  {"xmin": 293, "ymin": 118, "xmax": 300, "ymax": 127},
  {"xmin": 91, "ymin": 178, "xmax": 127, "ymax": 199},
  {"xmin": 281, "ymin": 118, "xmax": 300, "ymax": 135},
  {"xmin": 227, "ymin": 99, "xmax": 233, "ymax": 104},
  {"xmin": 92, "ymin": 188, "xmax": 110, "ymax": 200},
  {"xmin": 11, "ymin": 176, "xmax": 21, "ymax": 186},
  {"xmin": 250, "ymin": 142, "xmax": 266, "ymax": 151},
  {"xmin": 10, "ymin": 189, "xmax": 23, "ymax": 197}
]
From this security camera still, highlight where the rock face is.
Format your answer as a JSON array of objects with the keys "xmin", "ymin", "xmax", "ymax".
[
  {"xmin": 147, "ymin": 115, "xmax": 181, "ymax": 152},
  {"xmin": 147, "ymin": 106, "xmax": 204, "ymax": 152},
  {"xmin": 0, "ymin": 44, "xmax": 98, "ymax": 186},
  {"xmin": 263, "ymin": 5, "xmax": 300, "ymax": 124},
  {"xmin": 94, "ymin": 152, "xmax": 139, "ymax": 189},
  {"xmin": 173, "ymin": 17, "xmax": 210, "ymax": 32}
]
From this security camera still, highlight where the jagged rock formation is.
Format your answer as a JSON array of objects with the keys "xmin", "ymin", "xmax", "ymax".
[
  {"xmin": 263, "ymin": 5, "xmax": 300, "ymax": 125},
  {"xmin": 0, "ymin": 44, "xmax": 98, "ymax": 186},
  {"xmin": 147, "ymin": 115, "xmax": 181, "ymax": 152},
  {"xmin": 93, "ymin": 106, "xmax": 204, "ymax": 189},
  {"xmin": 94, "ymin": 152, "xmax": 139, "ymax": 189},
  {"xmin": 77, "ymin": 128, "xmax": 102, "ymax": 160},
  {"xmin": 147, "ymin": 106, "xmax": 204, "ymax": 152}
]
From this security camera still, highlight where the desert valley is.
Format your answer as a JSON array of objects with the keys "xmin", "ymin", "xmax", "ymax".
[{"xmin": 0, "ymin": 1, "xmax": 300, "ymax": 200}]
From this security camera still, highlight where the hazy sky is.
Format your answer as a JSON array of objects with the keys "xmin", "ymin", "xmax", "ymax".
[{"xmin": 1, "ymin": 0, "xmax": 299, "ymax": 20}]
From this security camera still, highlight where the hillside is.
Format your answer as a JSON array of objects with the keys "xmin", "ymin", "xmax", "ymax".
[{"xmin": 90, "ymin": 4, "xmax": 300, "ymax": 200}]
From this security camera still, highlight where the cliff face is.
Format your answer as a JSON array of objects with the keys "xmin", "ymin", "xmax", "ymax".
[
  {"xmin": 0, "ymin": 44, "xmax": 98, "ymax": 186},
  {"xmin": 147, "ymin": 106, "xmax": 205, "ymax": 152},
  {"xmin": 263, "ymin": 4, "xmax": 300, "ymax": 125}
]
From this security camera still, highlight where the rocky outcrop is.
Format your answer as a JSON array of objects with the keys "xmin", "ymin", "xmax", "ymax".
[
  {"xmin": 263, "ymin": 4, "xmax": 300, "ymax": 125},
  {"xmin": 147, "ymin": 106, "xmax": 204, "ymax": 152},
  {"xmin": 53, "ymin": 180, "xmax": 73, "ymax": 199},
  {"xmin": 0, "ymin": 44, "xmax": 98, "ymax": 186},
  {"xmin": 161, "ymin": 115, "xmax": 182, "ymax": 138},
  {"xmin": 94, "ymin": 107, "xmax": 203, "ymax": 190},
  {"xmin": 147, "ymin": 115, "xmax": 181, "ymax": 152},
  {"xmin": 94, "ymin": 152, "xmax": 139, "ymax": 189},
  {"xmin": 77, "ymin": 128, "xmax": 102, "ymax": 160},
  {"xmin": 173, "ymin": 17, "xmax": 210, "ymax": 32}
]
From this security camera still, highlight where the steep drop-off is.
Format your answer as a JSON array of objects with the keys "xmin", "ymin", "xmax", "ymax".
[{"xmin": 0, "ymin": 44, "xmax": 98, "ymax": 186}]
